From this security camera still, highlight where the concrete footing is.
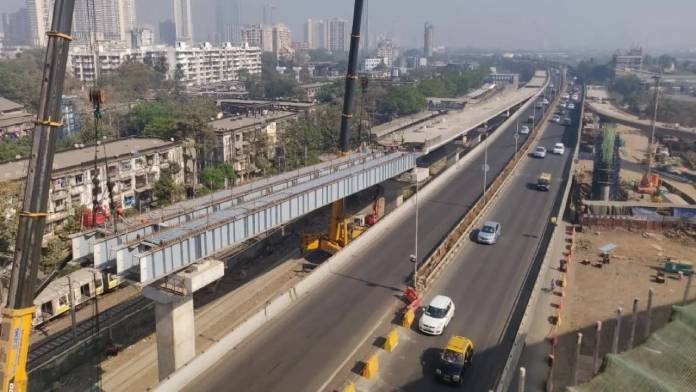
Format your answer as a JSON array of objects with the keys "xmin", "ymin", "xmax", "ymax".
[{"xmin": 144, "ymin": 259, "xmax": 225, "ymax": 380}]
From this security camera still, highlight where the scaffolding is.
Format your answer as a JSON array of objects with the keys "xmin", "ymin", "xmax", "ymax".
[{"xmin": 591, "ymin": 125, "xmax": 622, "ymax": 201}]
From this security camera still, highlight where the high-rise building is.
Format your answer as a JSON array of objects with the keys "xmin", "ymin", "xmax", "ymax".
[
  {"xmin": 303, "ymin": 19, "xmax": 313, "ymax": 49},
  {"xmin": 327, "ymin": 18, "xmax": 347, "ymax": 53},
  {"xmin": 262, "ymin": 3, "xmax": 276, "ymax": 25},
  {"xmin": 272, "ymin": 23, "xmax": 293, "ymax": 59},
  {"xmin": 159, "ymin": 19, "xmax": 176, "ymax": 46},
  {"xmin": 72, "ymin": 0, "xmax": 136, "ymax": 44},
  {"xmin": 304, "ymin": 19, "xmax": 329, "ymax": 50},
  {"xmin": 2, "ymin": 8, "xmax": 30, "ymax": 46},
  {"xmin": 424, "ymin": 22, "xmax": 434, "ymax": 58},
  {"xmin": 376, "ymin": 38, "xmax": 394, "ymax": 67},
  {"xmin": 173, "ymin": 0, "xmax": 194, "ymax": 44},
  {"xmin": 242, "ymin": 24, "xmax": 273, "ymax": 52},
  {"xmin": 26, "ymin": 0, "xmax": 53, "ymax": 47},
  {"xmin": 130, "ymin": 27, "xmax": 154, "ymax": 49},
  {"xmin": 215, "ymin": 0, "xmax": 242, "ymax": 44}
]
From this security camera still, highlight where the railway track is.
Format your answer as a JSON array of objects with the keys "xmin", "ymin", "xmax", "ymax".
[{"xmin": 27, "ymin": 295, "xmax": 152, "ymax": 372}]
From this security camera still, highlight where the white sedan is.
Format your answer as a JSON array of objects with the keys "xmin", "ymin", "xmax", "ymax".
[
  {"xmin": 419, "ymin": 295, "xmax": 455, "ymax": 335},
  {"xmin": 552, "ymin": 143, "xmax": 565, "ymax": 155},
  {"xmin": 533, "ymin": 146, "xmax": 547, "ymax": 158},
  {"xmin": 519, "ymin": 125, "xmax": 531, "ymax": 135}
]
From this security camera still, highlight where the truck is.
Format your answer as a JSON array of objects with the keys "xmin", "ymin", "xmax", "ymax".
[{"xmin": 537, "ymin": 172, "xmax": 551, "ymax": 191}]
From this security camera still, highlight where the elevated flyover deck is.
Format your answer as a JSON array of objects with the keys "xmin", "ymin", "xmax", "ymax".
[
  {"xmin": 176, "ymin": 72, "xmax": 556, "ymax": 392},
  {"xmin": 585, "ymin": 85, "xmax": 696, "ymax": 139},
  {"xmin": 377, "ymin": 74, "xmax": 547, "ymax": 154},
  {"xmin": 113, "ymin": 151, "xmax": 416, "ymax": 284}
]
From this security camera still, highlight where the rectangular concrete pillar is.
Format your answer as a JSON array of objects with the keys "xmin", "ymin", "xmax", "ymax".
[
  {"xmin": 143, "ymin": 259, "xmax": 225, "ymax": 380},
  {"xmin": 146, "ymin": 289, "xmax": 195, "ymax": 380}
]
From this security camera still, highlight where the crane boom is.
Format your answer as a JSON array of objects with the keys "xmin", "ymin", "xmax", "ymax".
[{"xmin": 0, "ymin": 1, "xmax": 75, "ymax": 391}]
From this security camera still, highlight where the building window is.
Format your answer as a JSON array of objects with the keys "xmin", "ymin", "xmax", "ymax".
[{"xmin": 75, "ymin": 174, "xmax": 84, "ymax": 185}]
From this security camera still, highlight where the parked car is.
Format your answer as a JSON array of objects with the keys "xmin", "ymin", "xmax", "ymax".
[
  {"xmin": 552, "ymin": 143, "xmax": 565, "ymax": 155},
  {"xmin": 435, "ymin": 336, "xmax": 475, "ymax": 384},
  {"xmin": 419, "ymin": 295, "xmax": 455, "ymax": 335},
  {"xmin": 568, "ymin": 102, "xmax": 576, "ymax": 110},
  {"xmin": 519, "ymin": 125, "xmax": 531, "ymax": 135},
  {"xmin": 477, "ymin": 221, "xmax": 501, "ymax": 244},
  {"xmin": 533, "ymin": 146, "xmax": 547, "ymax": 158}
]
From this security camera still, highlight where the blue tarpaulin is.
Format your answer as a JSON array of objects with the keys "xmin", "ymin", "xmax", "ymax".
[
  {"xmin": 631, "ymin": 207, "xmax": 659, "ymax": 216},
  {"xmin": 673, "ymin": 208, "xmax": 696, "ymax": 219}
]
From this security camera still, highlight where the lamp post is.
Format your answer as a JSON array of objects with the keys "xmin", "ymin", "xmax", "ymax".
[
  {"xmin": 411, "ymin": 173, "xmax": 419, "ymax": 288},
  {"xmin": 483, "ymin": 127, "xmax": 490, "ymax": 202}
]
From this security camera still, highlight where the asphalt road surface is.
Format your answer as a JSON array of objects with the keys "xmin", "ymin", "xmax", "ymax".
[
  {"xmin": 183, "ymin": 79, "xmax": 559, "ymax": 392},
  {"xmin": 368, "ymin": 96, "xmax": 579, "ymax": 392}
]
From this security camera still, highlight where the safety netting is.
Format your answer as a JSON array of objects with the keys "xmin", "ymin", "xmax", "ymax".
[{"xmin": 569, "ymin": 302, "xmax": 696, "ymax": 392}]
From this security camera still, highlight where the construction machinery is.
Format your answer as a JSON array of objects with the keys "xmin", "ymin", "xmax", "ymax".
[
  {"xmin": 636, "ymin": 75, "xmax": 662, "ymax": 195},
  {"xmin": 303, "ymin": 0, "xmax": 368, "ymax": 255},
  {"xmin": 0, "ymin": 2, "xmax": 75, "ymax": 391}
]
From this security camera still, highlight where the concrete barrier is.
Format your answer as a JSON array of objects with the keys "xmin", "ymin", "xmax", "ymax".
[
  {"xmin": 361, "ymin": 353, "xmax": 379, "ymax": 380},
  {"xmin": 402, "ymin": 307, "xmax": 415, "ymax": 328},
  {"xmin": 383, "ymin": 328, "xmax": 399, "ymax": 352}
]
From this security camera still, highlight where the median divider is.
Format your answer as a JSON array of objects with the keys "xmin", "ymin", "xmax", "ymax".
[{"xmin": 416, "ymin": 76, "xmax": 553, "ymax": 292}]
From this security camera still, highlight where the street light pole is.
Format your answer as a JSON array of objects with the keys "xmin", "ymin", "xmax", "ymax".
[
  {"xmin": 412, "ymin": 176, "xmax": 419, "ymax": 288},
  {"xmin": 515, "ymin": 120, "xmax": 519, "ymax": 153},
  {"xmin": 483, "ymin": 131, "xmax": 489, "ymax": 202}
]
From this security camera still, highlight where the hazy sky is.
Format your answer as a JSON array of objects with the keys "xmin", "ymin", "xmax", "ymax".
[{"xmin": 2, "ymin": 0, "xmax": 695, "ymax": 51}]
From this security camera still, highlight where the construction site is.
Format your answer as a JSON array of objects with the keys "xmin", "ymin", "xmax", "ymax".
[{"xmin": 547, "ymin": 87, "xmax": 696, "ymax": 390}]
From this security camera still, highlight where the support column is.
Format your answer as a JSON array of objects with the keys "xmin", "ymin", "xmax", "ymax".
[
  {"xmin": 611, "ymin": 307, "xmax": 622, "ymax": 354},
  {"xmin": 144, "ymin": 288, "xmax": 195, "ymax": 380},
  {"xmin": 627, "ymin": 298, "xmax": 639, "ymax": 350},
  {"xmin": 143, "ymin": 259, "xmax": 225, "ymax": 381},
  {"xmin": 593, "ymin": 321, "xmax": 602, "ymax": 375},
  {"xmin": 571, "ymin": 332, "xmax": 583, "ymax": 385},
  {"xmin": 645, "ymin": 288, "xmax": 654, "ymax": 340}
]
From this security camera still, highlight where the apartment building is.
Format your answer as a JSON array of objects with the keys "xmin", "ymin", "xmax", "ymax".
[
  {"xmin": 0, "ymin": 138, "xmax": 183, "ymax": 235},
  {"xmin": 0, "ymin": 97, "xmax": 34, "ymax": 139},
  {"xmin": 272, "ymin": 24, "xmax": 294, "ymax": 59},
  {"xmin": 69, "ymin": 42, "xmax": 261, "ymax": 86},
  {"xmin": 209, "ymin": 111, "xmax": 299, "ymax": 181},
  {"xmin": 241, "ymin": 24, "xmax": 274, "ymax": 52},
  {"xmin": 327, "ymin": 18, "xmax": 347, "ymax": 52}
]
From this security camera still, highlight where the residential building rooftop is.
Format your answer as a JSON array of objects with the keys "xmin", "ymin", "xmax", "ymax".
[{"xmin": 0, "ymin": 137, "xmax": 177, "ymax": 182}]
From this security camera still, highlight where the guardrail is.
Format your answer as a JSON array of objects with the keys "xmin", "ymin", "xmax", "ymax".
[{"xmin": 494, "ymin": 82, "xmax": 585, "ymax": 392}]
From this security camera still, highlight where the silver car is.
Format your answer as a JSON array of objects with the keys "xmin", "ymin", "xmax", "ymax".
[
  {"xmin": 477, "ymin": 221, "xmax": 501, "ymax": 244},
  {"xmin": 533, "ymin": 146, "xmax": 547, "ymax": 158}
]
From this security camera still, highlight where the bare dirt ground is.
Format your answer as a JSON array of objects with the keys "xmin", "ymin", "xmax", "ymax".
[{"xmin": 552, "ymin": 228, "xmax": 696, "ymax": 390}]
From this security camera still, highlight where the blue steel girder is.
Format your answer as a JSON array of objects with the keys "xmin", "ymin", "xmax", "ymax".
[
  {"xmin": 76, "ymin": 151, "xmax": 396, "ymax": 268},
  {"xmin": 115, "ymin": 151, "xmax": 416, "ymax": 284}
]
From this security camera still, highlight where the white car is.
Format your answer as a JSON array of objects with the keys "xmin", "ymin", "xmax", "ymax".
[
  {"xmin": 533, "ymin": 146, "xmax": 547, "ymax": 158},
  {"xmin": 562, "ymin": 94, "xmax": 570, "ymax": 100},
  {"xmin": 542, "ymin": 98, "xmax": 550, "ymax": 105},
  {"xmin": 568, "ymin": 103, "xmax": 576, "ymax": 110},
  {"xmin": 551, "ymin": 115, "xmax": 561, "ymax": 123},
  {"xmin": 559, "ymin": 102, "xmax": 567, "ymax": 109},
  {"xmin": 419, "ymin": 295, "xmax": 455, "ymax": 335},
  {"xmin": 552, "ymin": 143, "xmax": 565, "ymax": 155},
  {"xmin": 477, "ymin": 221, "xmax": 502, "ymax": 244},
  {"xmin": 519, "ymin": 125, "xmax": 530, "ymax": 135}
]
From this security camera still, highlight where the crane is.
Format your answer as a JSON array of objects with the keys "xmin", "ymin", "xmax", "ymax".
[
  {"xmin": 303, "ymin": 0, "xmax": 368, "ymax": 254},
  {"xmin": 0, "ymin": 1, "xmax": 76, "ymax": 391}
]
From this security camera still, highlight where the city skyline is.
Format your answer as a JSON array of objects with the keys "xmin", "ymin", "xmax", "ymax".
[{"xmin": 2, "ymin": 0, "xmax": 696, "ymax": 51}]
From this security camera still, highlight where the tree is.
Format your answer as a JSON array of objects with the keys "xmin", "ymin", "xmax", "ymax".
[
  {"xmin": 0, "ymin": 138, "xmax": 32, "ymax": 161},
  {"xmin": 378, "ymin": 86, "xmax": 426, "ymax": 117},
  {"xmin": 200, "ymin": 164, "xmax": 236, "ymax": 192},
  {"xmin": 154, "ymin": 162, "xmax": 183, "ymax": 206}
]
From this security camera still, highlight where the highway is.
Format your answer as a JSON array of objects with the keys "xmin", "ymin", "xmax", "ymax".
[
  {"xmin": 366, "ymin": 92, "xmax": 580, "ymax": 391},
  {"xmin": 183, "ymin": 78, "xmax": 556, "ymax": 392}
]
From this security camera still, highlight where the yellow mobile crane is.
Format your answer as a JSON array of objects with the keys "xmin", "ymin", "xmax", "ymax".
[
  {"xmin": 0, "ymin": 1, "xmax": 76, "ymax": 391},
  {"xmin": 303, "ymin": 0, "xmax": 367, "ymax": 254}
]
